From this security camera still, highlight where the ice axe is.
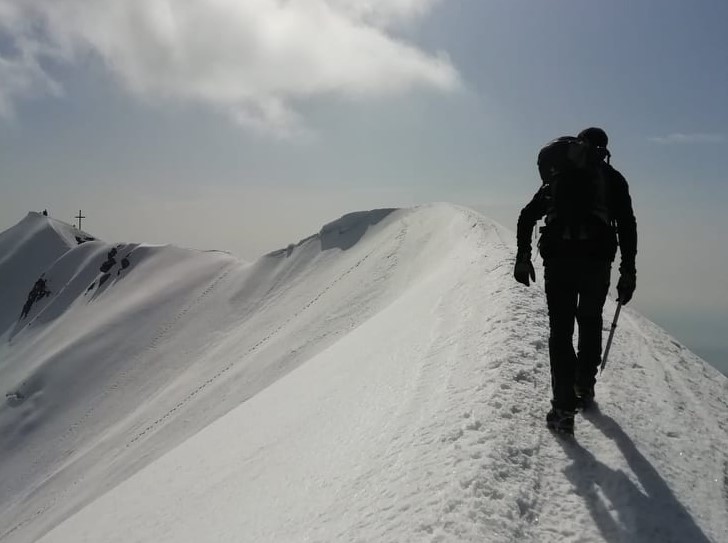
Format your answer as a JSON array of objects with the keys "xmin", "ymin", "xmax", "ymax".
[{"xmin": 600, "ymin": 301, "xmax": 622, "ymax": 374}]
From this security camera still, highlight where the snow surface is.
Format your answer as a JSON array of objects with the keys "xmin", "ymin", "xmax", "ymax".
[
  {"xmin": 1, "ymin": 204, "xmax": 727, "ymax": 543},
  {"xmin": 0, "ymin": 213, "xmax": 92, "ymax": 335}
]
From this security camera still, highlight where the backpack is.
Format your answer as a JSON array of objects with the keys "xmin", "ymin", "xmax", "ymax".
[{"xmin": 537, "ymin": 136, "xmax": 612, "ymax": 241}]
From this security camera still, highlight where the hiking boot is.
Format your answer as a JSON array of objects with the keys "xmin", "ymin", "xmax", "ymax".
[
  {"xmin": 546, "ymin": 408, "xmax": 575, "ymax": 435},
  {"xmin": 575, "ymin": 386, "xmax": 595, "ymax": 411}
]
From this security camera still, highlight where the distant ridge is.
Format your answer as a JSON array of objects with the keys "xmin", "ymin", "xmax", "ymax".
[{"xmin": 0, "ymin": 212, "xmax": 96, "ymax": 335}]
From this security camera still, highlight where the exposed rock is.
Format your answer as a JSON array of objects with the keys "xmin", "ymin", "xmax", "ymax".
[
  {"xmin": 75, "ymin": 235, "xmax": 96, "ymax": 245},
  {"xmin": 20, "ymin": 276, "xmax": 52, "ymax": 320},
  {"xmin": 99, "ymin": 273, "xmax": 111, "ymax": 287}
]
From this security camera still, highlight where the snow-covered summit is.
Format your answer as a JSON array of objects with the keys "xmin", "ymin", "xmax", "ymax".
[
  {"xmin": 0, "ymin": 212, "xmax": 96, "ymax": 336},
  {"xmin": 0, "ymin": 212, "xmax": 94, "ymax": 262},
  {"xmin": 0, "ymin": 203, "xmax": 726, "ymax": 543}
]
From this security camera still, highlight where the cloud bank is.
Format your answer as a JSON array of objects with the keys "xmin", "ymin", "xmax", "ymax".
[
  {"xmin": 0, "ymin": 0, "xmax": 458, "ymax": 133},
  {"xmin": 649, "ymin": 133, "xmax": 726, "ymax": 145}
]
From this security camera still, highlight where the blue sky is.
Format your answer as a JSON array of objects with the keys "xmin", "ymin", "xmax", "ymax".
[{"xmin": 0, "ymin": 0, "xmax": 726, "ymax": 373}]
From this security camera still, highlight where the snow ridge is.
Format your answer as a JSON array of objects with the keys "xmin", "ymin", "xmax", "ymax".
[{"xmin": 0, "ymin": 204, "xmax": 726, "ymax": 543}]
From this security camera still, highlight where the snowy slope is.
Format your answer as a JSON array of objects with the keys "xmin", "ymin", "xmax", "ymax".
[
  {"xmin": 1, "ymin": 204, "xmax": 727, "ymax": 543},
  {"xmin": 0, "ymin": 213, "xmax": 93, "ymax": 335},
  {"xmin": 1, "ymin": 233, "xmax": 238, "ymax": 541}
]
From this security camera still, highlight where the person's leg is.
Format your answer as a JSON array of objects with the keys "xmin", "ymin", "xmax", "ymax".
[
  {"xmin": 544, "ymin": 259, "xmax": 579, "ymax": 412},
  {"xmin": 575, "ymin": 261, "xmax": 612, "ymax": 393}
]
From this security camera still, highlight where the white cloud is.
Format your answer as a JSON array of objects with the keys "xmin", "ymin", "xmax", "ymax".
[
  {"xmin": 0, "ymin": 51, "xmax": 58, "ymax": 116},
  {"xmin": 649, "ymin": 133, "xmax": 726, "ymax": 145},
  {"xmin": 330, "ymin": 0, "xmax": 441, "ymax": 27},
  {"xmin": 0, "ymin": 0, "xmax": 458, "ymax": 133}
]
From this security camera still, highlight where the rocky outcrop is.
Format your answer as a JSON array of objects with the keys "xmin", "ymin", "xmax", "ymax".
[{"xmin": 20, "ymin": 276, "xmax": 52, "ymax": 319}]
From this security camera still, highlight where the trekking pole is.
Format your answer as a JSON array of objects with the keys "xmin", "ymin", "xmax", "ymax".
[{"xmin": 600, "ymin": 301, "xmax": 622, "ymax": 374}]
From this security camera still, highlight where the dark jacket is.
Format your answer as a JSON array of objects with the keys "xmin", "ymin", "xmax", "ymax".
[{"xmin": 517, "ymin": 163, "xmax": 637, "ymax": 274}]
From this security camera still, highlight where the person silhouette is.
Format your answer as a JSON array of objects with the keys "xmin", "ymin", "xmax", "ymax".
[{"xmin": 514, "ymin": 128, "xmax": 637, "ymax": 434}]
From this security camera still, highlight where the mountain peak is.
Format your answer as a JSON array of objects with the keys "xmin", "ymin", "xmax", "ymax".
[
  {"xmin": 0, "ymin": 212, "xmax": 98, "ymax": 336},
  {"xmin": 1, "ymin": 204, "xmax": 726, "ymax": 543},
  {"xmin": 1, "ymin": 211, "xmax": 96, "ymax": 257}
]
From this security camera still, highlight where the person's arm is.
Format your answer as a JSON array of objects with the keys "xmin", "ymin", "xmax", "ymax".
[
  {"xmin": 609, "ymin": 168, "xmax": 638, "ymax": 303},
  {"xmin": 514, "ymin": 187, "xmax": 548, "ymax": 287},
  {"xmin": 516, "ymin": 186, "xmax": 549, "ymax": 259},
  {"xmin": 610, "ymin": 170, "xmax": 637, "ymax": 275}
]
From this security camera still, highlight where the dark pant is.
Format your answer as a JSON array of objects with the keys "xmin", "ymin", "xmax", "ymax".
[{"xmin": 544, "ymin": 258, "xmax": 611, "ymax": 411}]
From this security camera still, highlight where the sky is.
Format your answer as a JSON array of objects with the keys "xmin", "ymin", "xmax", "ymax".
[{"xmin": 0, "ymin": 0, "xmax": 726, "ymax": 373}]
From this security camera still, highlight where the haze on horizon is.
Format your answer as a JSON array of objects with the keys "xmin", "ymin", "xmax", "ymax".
[{"xmin": 1, "ymin": 0, "xmax": 727, "ymax": 374}]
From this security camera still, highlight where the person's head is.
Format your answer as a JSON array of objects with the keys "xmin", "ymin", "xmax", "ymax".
[
  {"xmin": 578, "ymin": 127, "xmax": 608, "ymax": 148},
  {"xmin": 578, "ymin": 127, "xmax": 610, "ymax": 162}
]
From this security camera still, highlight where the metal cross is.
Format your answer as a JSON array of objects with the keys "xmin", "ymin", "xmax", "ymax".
[{"xmin": 75, "ymin": 210, "xmax": 86, "ymax": 230}]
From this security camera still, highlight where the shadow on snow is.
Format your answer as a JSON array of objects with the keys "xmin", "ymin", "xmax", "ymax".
[{"xmin": 556, "ymin": 405, "xmax": 714, "ymax": 543}]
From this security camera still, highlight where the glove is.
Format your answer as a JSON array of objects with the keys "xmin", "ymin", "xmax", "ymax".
[
  {"xmin": 617, "ymin": 271, "xmax": 636, "ymax": 305},
  {"xmin": 514, "ymin": 252, "xmax": 536, "ymax": 287}
]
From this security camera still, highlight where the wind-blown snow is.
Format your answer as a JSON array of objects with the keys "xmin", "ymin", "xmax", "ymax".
[{"xmin": 1, "ymin": 204, "xmax": 726, "ymax": 543}]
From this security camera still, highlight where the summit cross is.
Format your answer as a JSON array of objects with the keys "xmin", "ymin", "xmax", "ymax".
[{"xmin": 75, "ymin": 210, "xmax": 86, "ymax": 230}]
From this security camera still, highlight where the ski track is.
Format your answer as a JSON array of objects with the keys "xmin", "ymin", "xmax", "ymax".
[
  {"xmin": 3, "ymin": 219, "xmax": 413, "ymax": 543},
  {"xmin": 128, "ymin": 221, "xmax": 409, "ymax": 447},
  {"xmin": 0, "ymin": 262, "xmax": 236, "ymax": 543},
  {"xmin": 74, "ymin": 262, "xmax": 236, "ymax": 442}
]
